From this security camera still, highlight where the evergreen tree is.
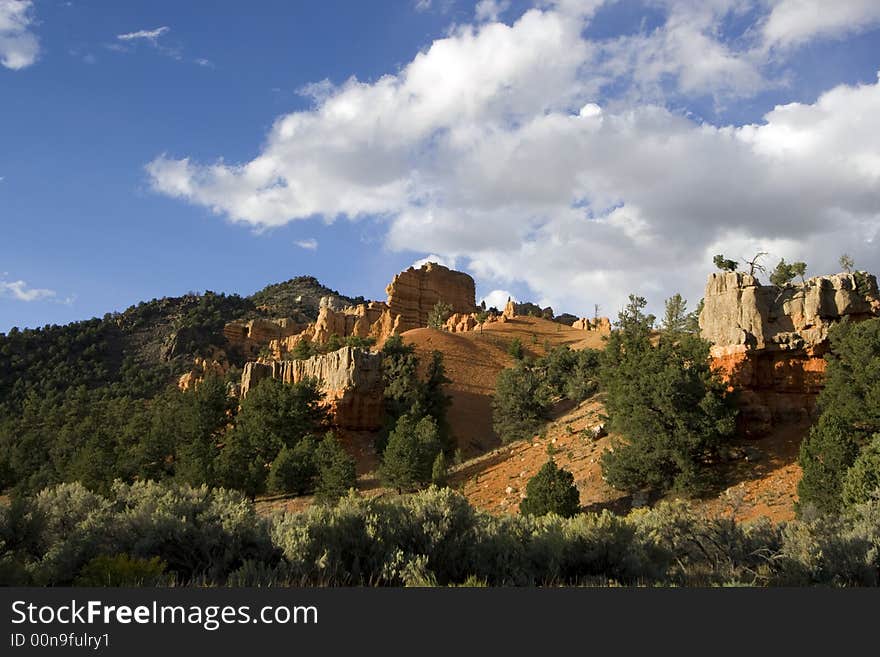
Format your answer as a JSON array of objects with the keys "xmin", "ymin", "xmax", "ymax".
[
  {"xmin": 798, "ymin": 318, "xmax": 880, "ymax": 513},
  {"xmin": 381, "ymin": 335, "xmax": 423, "ymax": 427},
  {"xmin": 314, "ymin": 433, "xmax": 357, "ymax": 503},
  {"xmin": 289, "ymin": 337, "xmax": 316, "ymax": 361},
  {"xmin": 507, "ymin": 337, "xmax": 524, "ymax": 360},
  {"xmin": 380, "ymin": 414, "xmax": 443, "ymax": 492},
  {"xmin": 661, "ymin": 293, "xmax": 689, "ymax": 335},
  {"xmin": 267, "ymin": 436, "xmax": 318, "ymax": 495},
  {"xmin": 519, "ymin": 459, "xmax": 580, "ymax": 517},
  {"xmin": 173, "ymin": 375, "xmax": 234, "ymax": 487},
  {"xmin": 841, "ymin": 434, "xmax": 880, "ymax": 509},
  {"xmin": 769, "ymin": 259, "xmax": 806, "ymax": 287},
  {"xmin": 324, "ymin": 333, "xmax": 343, "ymax": 353},
  {"xmin": 428, "ymin": 300, "xmax": 453, "ymax": 329},
  {"xmin": 492, "ymin": 363, "xmax": 552, "ymax": 443},
  {"xmin": 379, "ymin": 336, "xmax": 453, "ymax": 454},
  {"xmin": 839, "ymin": 253, "xmax": 855, "ymax": 274},
  {"xmin": 422, "ymin": 350, "xmax": 453, "ymax": 452},
  {"xmin": 431, "ymin": 451, "xmax": 448, "ymax": 486},
  {"xmin": 712, "ymin": 254, "xmax": 738, "ymax": 272},
  {"xmin": 599, "ymin": 295, "xmax": 736, "ymax": 495},
  {"xmin": 217, "ymin": 377, "xmax": 327, "ymax": 497}
]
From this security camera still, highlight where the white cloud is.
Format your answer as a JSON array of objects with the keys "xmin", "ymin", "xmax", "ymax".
[
  {"xmin": 411, "ymin": 254, "xmax": 458, "ymax": 270},
  {"xmin": 117, "ymin": 26, "xmax": 170, "ymax": 42},
  {"xmin": 762, "ymin": 0, "xmax": 880, "ymax": 49},
  {"xmin": 475, "ymin": 0, "xmax": 510, "ymax": 22},
  {"xmin": 147, "ymin": 3, "xmax": 880, "ymax": 317},
  {"xmin": 0, "ymin": 279, "xmax": 56, "ymax": 302},
  {"xmin": 294, "ymin": 238, "xmax": 318, "ymax": 251},
  {"xmin": 480, "ymin": 289, "xmax": 515, "ymax": 310},
  {"xmin": 0, "ymin": 0, "xmax": 39, "ymax": 70}
]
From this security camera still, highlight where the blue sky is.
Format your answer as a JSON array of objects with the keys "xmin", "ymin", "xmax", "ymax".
[{"xmin": 2, "ymin": 0, "xmax": 880, "ymax": 331}]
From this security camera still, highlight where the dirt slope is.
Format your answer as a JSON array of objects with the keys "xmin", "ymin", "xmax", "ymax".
[
  {"xmin": 402, "ymin": 317, "xmax": 605, "ymax": 455},
  {"xmin": 449, "ymin": 395, "xmax": 804, "ymax": 523}
]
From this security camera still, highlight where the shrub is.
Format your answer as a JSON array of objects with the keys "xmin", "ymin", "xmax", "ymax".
[
  {"xmin": 841, "ymin": 435, "xmax": 880, "ymax": 509},
  {"xmin": 74, "ymin": 554, "xmax": 170, "ymax": 586},
  {"xmin": 519, "ymin": 459, "xmax": 580, "ymax": 518}
]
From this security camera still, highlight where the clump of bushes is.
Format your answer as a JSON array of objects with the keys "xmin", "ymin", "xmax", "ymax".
[
  {"xmin": 4, "ymin": 480, "xmax": 879, "ymax": 587},
  {"xmin": 491, "ymin": 345, "xmax": 601, "ymax": 444}
]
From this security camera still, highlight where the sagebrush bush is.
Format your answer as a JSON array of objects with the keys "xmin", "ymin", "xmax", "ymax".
[{"xmin": 4, "ymin": 480, "xmax": 880, "ymax": 587}]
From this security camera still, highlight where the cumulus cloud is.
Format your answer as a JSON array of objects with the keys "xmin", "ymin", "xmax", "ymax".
[
  {"xmin": 147, "ymin": 3, "xmax": 880, "ymax": 317},
  {"xmin": 762, "ymin": 0, "xmax": 880, "ymax": 49},
  {"xmin": 0, "ymin": 0, "xmax": 39, "ymax": 70},
  {"xmin": 475, "ymin": 0, "xmax": 510, "ymax": 22},
  {"xmin": 294, "ymin": 238, "xmax": 318, "ymax": 251},
  {"xmin": 0, "ymin": 279, "xmax": 56, "ymax": 302},
  {"xmin": 411, "ymin": 254, "xmax": 458, "ymax": 270},
  {"xmin": 480, "ymin": 289, "xmax": 516, "ymax": 310}
]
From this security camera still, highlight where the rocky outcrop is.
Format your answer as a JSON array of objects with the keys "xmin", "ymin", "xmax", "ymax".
[
  {"xmin": 444, "ymin": 312, "xmax": 478, "ymax": 333},
  {"xmin": 501, "ymin": 299, "xmax": 555, "ymax": 320},
  {"xmin": 268, "ymin": 302, "xmax": 401, "ymax": 358},
  {"xmin": 240, "ymin": 347, "xmax": 384, "ymax": 431},
  {"xmin": 178, "ymin": 355, "xmax": 229, "ymax": 391},
  {"xmin": 700, "ymin": 271, "xmax": 880, "ymax": 434},
  {"xmin": 269, "ymin": 262, "xmax": 477, "ymax": 355},
  {"xmin": 223, "ymin": 317, "xmax": 304, "ymax": 359},
  {"xmin": 571, "ymin": 317, "xmax": 612, "ymax": 333},
  {"xmin": 386, "ymin": 262, "xmax": 476, "ymax": 331}
]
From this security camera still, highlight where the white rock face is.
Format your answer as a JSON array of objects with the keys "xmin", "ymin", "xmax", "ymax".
[{"xmin": 699, "ymin": 271, "xmax": 880, "ymax": 354}]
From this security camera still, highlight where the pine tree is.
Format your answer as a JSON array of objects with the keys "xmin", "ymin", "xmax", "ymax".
[
  {"xmin": 431, "ymin": 451, "xmax": 448, "ymax": 486},
  {"xmin": 267, "ymin": 436, "xmax": 318, "ymax": 495},
  {"xmin": 712, "ymin": 254, "xmax": 738, "ymax": 272},
  {"xmin": 314, "ymin": 433, "xmax": 357, "ymax": 503},
  {"xmin": 798, "ymin": 318, "xmax": 880, "ymax": 513},
  {"xmin": 519, "ymin": 459, "xmax": 580, "ymax": 517},
  {"xmin": 599, "ymin": 295, "xmax": 735, "ymax": 495},
  {"xmin": 661, "ymin": 293, "xmax": 689, "ymax": 335},
  {"xmin": 428, "ymin": 300, "xmax": 453, "ymax": 329},
  {"xmin": 492, "ymin": 363, "xmax": 552, "ymax": 443},
  {"xmin": 841, "ymin": 434, "xmax": 880, "ymax": 509},
  {"xmin": 380, "ymin": 414, "xmax": 442, "ymax": 491}
]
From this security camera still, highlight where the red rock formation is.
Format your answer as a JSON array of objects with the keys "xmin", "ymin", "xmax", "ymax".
[
  {"xmin": 386, "ymin": 262, "xmax": 476, "ymax": 330},
  {"xmin": 444, "ymin": 312, "xmax": 478, "ymax": 333},
  {"xmin": 700, "ymin": 271, "xmax": 880, "ymax": 435},
  {"xmin": 571, "ymin": 317, "xmax": 611, "ymax": 333},
  {"xmin": 223, "ymin": 317, "xmax": 304, "ymax": 359},
  {"xmin": 178, "ymin": 355, "xmax": 229, "ymax": 391},
  {"xmin": 269, "ymin": 263, "xmax": 477, "ymax": 355},
  {"xmin": 240, "ymin": 346, "xmax": 384, "ymax": 431}
]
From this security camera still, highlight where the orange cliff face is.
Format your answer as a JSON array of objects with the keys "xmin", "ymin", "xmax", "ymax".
[{"xmin": 699, "ymin": 271, "xmax": 880, "ymax": 435}]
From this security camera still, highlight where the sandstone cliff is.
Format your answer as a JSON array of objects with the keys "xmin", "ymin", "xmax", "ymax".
[
  {"xmin": 386, "ymin": 262, "xmax": 477, "ymax": 330},
  {"xmin": 240, "ymin": 346, "xmax": 384, "ymax": 431},
  {"xmin": 700, "ymin": 271, "xmax": 880, "ymax": 434},
  {"xmin": 268, "ymin": 262, "xmax": 478, "ymax": 356}
]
